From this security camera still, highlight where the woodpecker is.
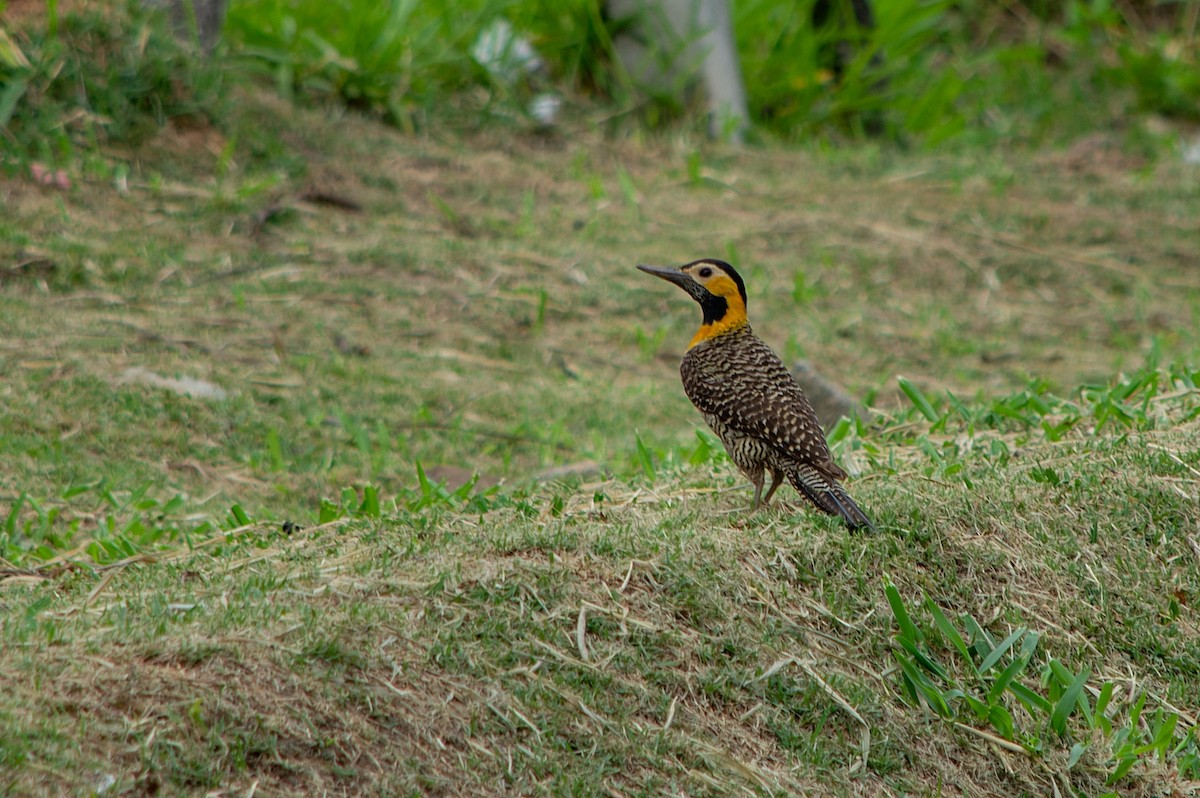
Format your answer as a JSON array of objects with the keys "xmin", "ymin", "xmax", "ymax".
[{"xmin": 638, "ymin": 258, "xmax": 874, "ymax": 531}]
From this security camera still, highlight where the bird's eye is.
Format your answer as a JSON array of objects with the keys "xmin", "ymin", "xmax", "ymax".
[{"xmin": 698, "ymin": 267, "xmax": 713, "ymax": 278}]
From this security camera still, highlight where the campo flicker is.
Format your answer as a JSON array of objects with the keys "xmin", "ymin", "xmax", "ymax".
[{"xmin": 639, "ymin": 258, "xmax": 874, "ymax": 531}]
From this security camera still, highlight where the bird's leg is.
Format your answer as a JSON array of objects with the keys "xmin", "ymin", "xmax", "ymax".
[
  {"xmin": 761, "ymin": 470, "xmax": 784, "ymax": 506},
  {"xmin": 750, "ymin": 469, "xmax": 765, "ymax": 510}
]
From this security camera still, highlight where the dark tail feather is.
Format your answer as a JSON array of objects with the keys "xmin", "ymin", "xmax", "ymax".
[
  {"xmin": 826, "ymin": 484, "xmax": 876, "ymax": 532},
  {"xmin": 790, "ymin": 465, "xmax": 876, "ymax": 532}
]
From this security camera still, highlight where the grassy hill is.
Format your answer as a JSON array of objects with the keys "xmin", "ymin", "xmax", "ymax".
[{"xmin": 3, "ymin": 27, "xmax": 1200, "ymax": 796}]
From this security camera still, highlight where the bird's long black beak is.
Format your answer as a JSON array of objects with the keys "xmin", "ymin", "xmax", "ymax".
[{"xmin": 637, "ymin": 264, "xmax": 690, "ymax": 289}]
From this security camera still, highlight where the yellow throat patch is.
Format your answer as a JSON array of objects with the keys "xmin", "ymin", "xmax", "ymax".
[{"xmin": 689, "ymin": 274, "xmax": 749, "ymax": 348}]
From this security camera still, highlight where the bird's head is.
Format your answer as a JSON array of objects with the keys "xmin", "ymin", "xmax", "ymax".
[{"xmin": 638, "ymin": 259, "xmax": 749, "ymax": 346}]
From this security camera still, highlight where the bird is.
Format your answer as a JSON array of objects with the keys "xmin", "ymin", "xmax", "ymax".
[{"xmin": 638, "ymin": 258, "xmax": 875, "ymax": 531}]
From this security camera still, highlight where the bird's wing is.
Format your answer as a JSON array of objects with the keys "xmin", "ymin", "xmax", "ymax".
[{"xmin": 682, "ymin": 337, "xmax": 847, "ymax": 481}]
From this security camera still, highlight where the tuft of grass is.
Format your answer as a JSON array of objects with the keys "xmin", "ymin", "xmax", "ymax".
[{"xmin": 884, "ymin": 579, "xmax": 1200, "ymax": 787}]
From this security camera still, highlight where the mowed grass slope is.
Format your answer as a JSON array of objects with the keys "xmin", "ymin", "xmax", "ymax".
[{"xmin": 2, "ymin": 91, "xmax": 1200, "ymax": 796}]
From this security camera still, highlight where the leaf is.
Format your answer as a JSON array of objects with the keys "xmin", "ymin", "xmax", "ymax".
[
  {"xmin": 1051, "ymin": 667, "xmax": 1090, "ymax": 736},
  {"xmin": 1108, "ymin": 754, "xmax": 1137, "ymax": 784},
  {"xmin": 899, "ymin": 377, "xmax": 940, "ymax": 422},
  {"xmin": 885, "ymin": 580, "xmax": 922, "ymax": 645},
  {"xmin": 1017, "ymin": 630, "xmax": 1040, "ymax": 661},
  {"xmin": 428, "ymin": 192, "xmax": 460, "ymax": 225},
  {"xmin": 0, "ymin": 29, "xmax": 31, "ymax": 69},
  {"xmin": 1048, "ymin": 658, "xmax": 1075, "ymax": 688},
  {"xmin": 416, "ymin": 461, "xmax": 433, "ymax": 497},
  {"xmin": 634, "ymin": 433, "xmax": 656, "ymax": 481},
  {"xmin": 893, "ymin": 652, "xmax": 952, "ymax": 718},
  {"xmin": 1129, "ymin": 692, "xmax": 1147, "ymax": 728},
  {"xmin": 4, "ymin": 493, "xmax": 25, "ymax": 535},
  {"xmin": 1135, "ymin": 712, "xmax": 1178, "ymax": 757},
  {"xmin": 897, "ymin": 636, "xmax": 949, "ymax": 680},
  {"xmin": 988, "ymin": 654, "xmax": 1031, "ymax": 705},
  {"xmin": 230, "ymin": 504, "xmax": 251, "ymax": 526},
  {"xmin": 926, "ymin": 599, "xmax": 973, "ymax": 672},
  {"xmin": 360, "ymin": 484, "xmax": 380, "ymax": 517},
  {"xmin": 962, "ymin": 614, "xmax": 995, "ymax": 660},
  {"xmin": 960, "ymin": 692, "xmax": 988, "ymax": 720},
  {"xmin": 1067, "ymin": 741, "xmax": 1088, "ymax": 769},
  {"xmin": 988, "ymin": 704, "xmax": 1015, "ymax": 740},
  {"xmin": 0, "ymin": 74, "xmax": 28, "ymax": 130},
  {"xmin": 978, "ymin": 626, "xmax": 1026, "ymax": 674},
  {"xmin": 1094, "ymin": 681, "xmax": 1115, "ymax": 735},
  {"xmin": 1009, "ymin": 682, "xmax": 1053, "ymax": 716},
  {"xmin": 318, "ymin": 498, "xmax": 341, "ymax": 524}
]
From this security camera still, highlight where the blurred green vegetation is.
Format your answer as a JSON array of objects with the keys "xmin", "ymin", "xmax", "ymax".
[
  {"xmin": 1, "ymin": 0, "xmax": 1197, "ymax": 162},
  {"xmin": 221, "ymin": 0, "xmax": 1199, "ymax": 143},
  {"xmin": 0, "ymin": 2, "xmax": 228, "ymax": 167}
]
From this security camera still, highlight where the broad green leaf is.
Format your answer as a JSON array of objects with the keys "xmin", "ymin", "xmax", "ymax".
[
  {"xmin": 1009, "ymin": 682, "xmax": 1053, "ymax": 715},
  {"xmin": 978, "ymin": 626, "xmax": 1026, "ymax": 674},
  {"xmin": 1134, "ymin": 712, "xmax": 1178, "ymax": 756},
  {"xmin": 926, "ymin": 599, "xmax": 973, "ymax": 671},
  {"xmin": 988, "ymin": 704, "xmax": 1014, "ymax": 740},
  {"xmin": 360, "ymin": 484, "xmax": 380, "ymax": 517},
  {"xmin": 899, "ymin": 377, "xmax": 940, "ymax": 422},
  {"xmin": 1051, "ymin": 667, "xmax": 1090, "ymax": 736},
  {"xmin": 897, "ymin": 636, "xmax": 948, "ymax": 680},
  {"xmin": 988, "ymin": 655, "xmax": 1031, "ymax": 705},
  {"xmin": 885, "ymin": 580, "xmax": 922, "ymax": 644}
]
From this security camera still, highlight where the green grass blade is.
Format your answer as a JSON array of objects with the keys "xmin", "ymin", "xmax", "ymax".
[
  {"xmin": 896, "ymin": 636, "xmax": 949, "ymax": 680},
  {"xmin": 1108, "ymin": 754, "xmax": 1138, "ymax": 784},
  {"xmin": 977, "ymin": 627, "xmax": 1026, "ymax": 674},
  {"xmin": 893, "ymin": 652, "xmax": 952, "ymax": 718},
  {"xmin": 1048, "ymin": 658, "xmax": 1075, "ymax": 687},
  {"xmin": 898, "ymin": 377, "xmax": 940, "ymax": 422},
  {"xmin": 1096, "ymin": 681, "xmax": 1115, "ymax": 716},
  {"xmin": 0, "ymin": 75, "xmax": 29, "ymax": 128},
  {"xmin": 230, "ymin": 504, "xmax": 251, "ymax": 526},
  {"xmin": 988, "ymin": 655, "xmax": 1031, "ymax": 705},
  {"xmin": 1134, "ymin": 712, "xmax": 1178, "ymax": 756},
  {"xmin": 1067, "ymin": 741, "xmax": 1087, "ymax": 769},
  {"xmin": 1050, "ymin": 667, "xmax": 1090, "ymax": 736},
  {"xmin": 1009, "ymin": 682, "xmax": 1053, "ymax": 716},
  {"xmin": 635, "ymin": 433, "xmax": 656, "ymax": 481},
  {"xmin": 1017, "ymin": 630, "xmax": 1040, "ymax": 661},
  {"xmin": 885, "ymin": 580, "xmax": 922, "ymax": 644},
  {"xmin": 962, "ymin": 614, "xmax": 995, "ymax": 660},
  {"xmin": 926, "ymin": 599, "xmax": 974, "ymax": 672}
]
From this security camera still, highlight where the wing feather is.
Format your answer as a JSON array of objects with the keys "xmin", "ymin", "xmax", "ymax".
[{"xmin": 681, "ymin": 332, "xmax": 846, "ymax": 481}]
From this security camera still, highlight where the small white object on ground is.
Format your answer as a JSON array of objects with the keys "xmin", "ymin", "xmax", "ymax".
[{"xmin": 120, "ymin": 367, "xmax": 228, "ymax": 400}]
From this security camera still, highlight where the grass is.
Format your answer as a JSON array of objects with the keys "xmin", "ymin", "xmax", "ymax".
[{"xmin": 3, "ymin": 4, "xmax": 1200, "ymax": 796}]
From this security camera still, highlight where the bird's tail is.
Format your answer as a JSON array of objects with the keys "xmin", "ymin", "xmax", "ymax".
[{"xmin": 789, "ymin": 464, "xmax": 876, "ymax": 532}]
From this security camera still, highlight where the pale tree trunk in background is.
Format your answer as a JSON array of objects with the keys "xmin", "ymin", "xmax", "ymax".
[
  {"xmin": 606, "ymin": 0, "xmax": 750, "ymax": 144},
  {"xmin": 143, "ymin": 0, "xmax": 227, "ymax": 52}
]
